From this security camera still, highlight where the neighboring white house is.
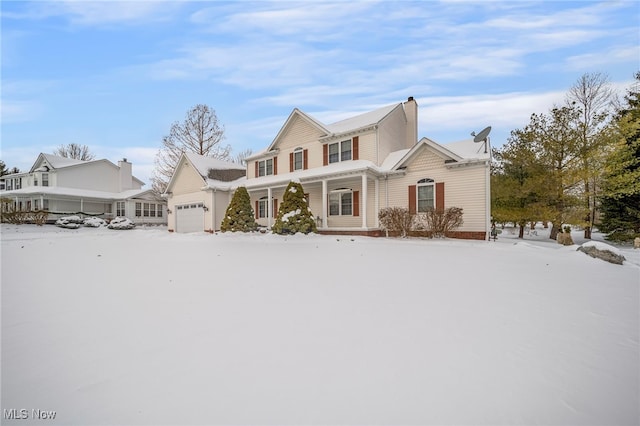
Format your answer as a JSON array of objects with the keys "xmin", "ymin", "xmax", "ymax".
[
  {"xmin": 165, "ymin": 97, "xmax": 491, "ymax": 239},
  {"xmin": 163, "ymin": 152, "xmax": 246, "ymax": 233},
  {"xmin": 0, "ymin": 153, "xmax": 166, "ymax": 225}
]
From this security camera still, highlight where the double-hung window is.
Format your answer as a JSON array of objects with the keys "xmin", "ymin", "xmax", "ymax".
[
  {"xmin": 116, "ymin": 201, "xmax": 125, "ymax": 217},
  {"xmin": 417, "ymin": 178, "xmax": 435, "ymax": 212},
  {"xmin": 329, "ymin": 190, "xmax": 353, "ymax": 216},
  {"xmin": 294, "ymin": 148, "xmax": 303, "ymax": 171},
  {"xmin": 135, "ymin": 202, "xmax": 142, "ymax": 217},
  {"xmin": 42, "ymin": 173, "xmax": 49, "ymax": 187},
  {"xmin": 328, "ymin": 140, "xmax": 352, "ymax": 164},
  {"xmin": 258, "ymin": 159, "xmax": 274, "ymax": 177}
]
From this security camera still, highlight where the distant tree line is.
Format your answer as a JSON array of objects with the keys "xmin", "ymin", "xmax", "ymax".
[{"xmin": 491, "ymin": 71, "xmax": 640, "ymax": 242}]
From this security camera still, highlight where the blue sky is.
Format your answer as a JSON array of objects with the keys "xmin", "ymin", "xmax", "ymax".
[{"xmin": 2, "ymin": 1, "xmax": 638, "ymax": 185}]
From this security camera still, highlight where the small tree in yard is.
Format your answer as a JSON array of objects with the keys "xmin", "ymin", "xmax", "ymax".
[
  {"xmin": 419, "ymin": 207, "xmax": 464, "ymax": 238},
  {"xmin": 272, "ymin": 181, "xmax": 317, "ymax": 235},
  {"xmin": 221, "ymin": 187, "xmax": 257, "ymax": 232},
  {"xmin": 378, "ymin": 207, "xmax": 414, "ymax": 237}
]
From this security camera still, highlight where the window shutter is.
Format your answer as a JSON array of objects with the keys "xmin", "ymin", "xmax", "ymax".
[
  {"xmin": 436, "ymin": 182, "xmax": 445, "ymax": 210},
  {"xmin": 323, "ymin": 144, "xmax": 328, "ymax": 166},
  {"xmin": 289, "ymin": 153, "xmax": 294, "ymax": 172},
  {"xmin": 254, "ymin": 161, "xmax": 259, "ymax": 178},
  {"xmin": 273, "ymin": 199, "xmax": 278, "ymax": 217},
  {"xmin": 353, "ymin": 190, "xmax": 360, "ymax": 217},
  {"xmin": 303, "ymin": 149, "xmax": 308, "ymax": 170},
  {"xmin": 273, "ymin": 157, "xmax": 278, "ymax": 175},
  {"xmin": 408, "ymin": 185, "xmax": 416, "ymax": 214},
  {"xmin": 255, "ymin": 201, "xmax": 259, "ymax": 219},
  {"xmin": 353, "ymin": 136, "xmax": 359, "ymax": 160}
]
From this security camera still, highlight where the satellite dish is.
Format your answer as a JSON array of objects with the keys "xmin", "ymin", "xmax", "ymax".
[
  {"xmin": 473, "ymin": 126, "xmax": 491, "ymax": 143},
  {"xmin": 471, "ymin": 126, "xmax": 492, "ymax": 154}
]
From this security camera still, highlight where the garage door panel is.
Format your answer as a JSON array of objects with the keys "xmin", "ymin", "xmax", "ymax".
[{"xmin": 176, "ymin": 203, "xmax": 204, "ymax": 233}]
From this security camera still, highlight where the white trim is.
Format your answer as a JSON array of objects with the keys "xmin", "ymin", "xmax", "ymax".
[{"xmin": 361, "ymin": 175, "xmax": 367, "ymax": 229}]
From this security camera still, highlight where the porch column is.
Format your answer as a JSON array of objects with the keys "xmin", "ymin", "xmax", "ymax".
[
  {"xmin": 374, "ymin": 178, "xmax": 379, "ymax": 228},
  {"xmin": 361, "ymin": 174, "xmax": 367, "ymax": 229},
  {"xmin": 267, "ymin": 187, "xmax": 273, "ymax": 228},
  {"xmin": 321, "ymin": 180, "xmax": 328, "ymax": 228},
  {"xmin": 80, "ymin": 199, "xmax": 84, "ymax": 214}
]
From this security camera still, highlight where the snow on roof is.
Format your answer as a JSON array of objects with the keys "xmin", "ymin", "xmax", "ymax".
[
  {"xmin": 41, "ymin": 153, "xmax": 87, "ymax": 169},
  {"xmin": 441, "ymin": 138, "xmax": 491, "ymax": 161},
  {"xmin": 381, "ymin": 149, "xmax": 411, "ymax": 170},
  {"xmin": 325, "ymin": 103, "xmax": 401, "ymax": 135},
  {"xmin": 204, "ymin": 176, "xmax": 247, "ymax": 191},
  {"xmin": 1, "ymin": 186, "xmax": 153, "ymax": 201},
  {"xmin": 185, "ymin": 152, "xmax": 245, "ymax": 178}
]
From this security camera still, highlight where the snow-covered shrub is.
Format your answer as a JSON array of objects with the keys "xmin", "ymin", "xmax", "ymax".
[
  {"xmin": 84, "ymin": 217, "xmax": 106, "ymax": 227},
  {"xmin": 272, "ymin": 181, "xmax": 317, "ymax": 235},
  {"xmin": 378, "ymin": 207, "xmax": 414, "ymax": 237},
  {"xmin": 220, "ymin": 186, "xmax": 257, "ymax": 232},
  {"xmin": 418, "ymin": 207, "xmax": 464, "ymax": 238},
  {"xmin": 55, "ymin": 215, "xmax": 83, "ymax": 229},
  {"xmin": 107, "ymin": 216, "xmax": 135, "ymax": 230}
]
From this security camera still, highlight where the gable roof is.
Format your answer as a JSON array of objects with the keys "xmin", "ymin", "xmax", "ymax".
[
  {"xmin": 30, "ymin": 153, "xmax": 86, "ymax": 172},
  {"xmin": 254, "ymin": 102, "xmax": 405, "ymax": 158},
  {"xmin": 164, "ymin": 152, "xmax": 245, "ymax": 194},
  {"xmin": 390, "ymin": 137, "xmax": 490, "ymax": 170}
]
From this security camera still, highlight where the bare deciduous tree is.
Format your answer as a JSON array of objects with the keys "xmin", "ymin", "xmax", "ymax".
[
  {"xmin": 152, "ymin": 104, "xmax": 230, "ymax": 194},
  {"xmin": 54, "ymin": 143, "xmax": 95, "ymax": 161},
  {"xmin": 566, "ymin": 72, "xmax": 616, "ymax": 239},
  {"xmin": 233, "ymin": 148, "xmax": 253, "ymax": 166}
]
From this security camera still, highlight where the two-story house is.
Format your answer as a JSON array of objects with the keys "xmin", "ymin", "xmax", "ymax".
[
  {"xmin": 165, "ymin": 97, "xmax": 491, "ymax": 239},
  {"xmin": 242, "ymin": 97, "xmax": 490, "ymax": 239},
  {"xmin": 0, "ymin": 153, "xmax": 166, "ymax": 225}
]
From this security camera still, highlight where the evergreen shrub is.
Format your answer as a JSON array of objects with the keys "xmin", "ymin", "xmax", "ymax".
[
  {"xmin": 220, "ymin": 186, "xmax": 257, "ymax": 232},
  {"xmin": 272, "ymin": 181, "xmax": 317, "ymax": 235}
]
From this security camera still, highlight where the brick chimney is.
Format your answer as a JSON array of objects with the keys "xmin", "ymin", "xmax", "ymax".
[
  {"xmin": 118, "ymin": 158, "xmax": 132, "ymax": 191},
  {"xmin": 404, "ymin": 96, "xmax": 418, "ymax": 148}
]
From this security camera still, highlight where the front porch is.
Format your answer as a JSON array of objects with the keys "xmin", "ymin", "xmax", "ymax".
[{"xmin": 246, "ymin": 172, "xmax": 381, "ymax": 232}]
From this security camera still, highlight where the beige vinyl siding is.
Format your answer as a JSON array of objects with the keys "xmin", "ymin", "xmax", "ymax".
[
  {"xmin": 267, "ymin": 114, "xmax": 326, "ymax": 176},
  {"xmin": 377, "ymin": 105, "xmax": 410, "ymax": 164},
  {"xmin": 356, "ymin": 132, "xmax": 376, "ymax": 163},
  {"xmin": 381, "ymin": 146, "xmax": 488, "ymax": 232},
  {"xmin": 325, "ymin": 177, "xmax": 361, "ymax": 228},
  {"xmin": 214, "ymin": 191, "xmax": 231, "ymax": 231},
  {"xmin": 171, "ymin": 161, "xmax": 205, "ymax": 195}
]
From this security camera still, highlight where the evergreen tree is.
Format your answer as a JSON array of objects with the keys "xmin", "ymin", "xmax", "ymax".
[
  {"xmin": 0, "ymin": 160, "xmax": 8, "ymax": 177},
  {"xmin": 220, "ymin": 186, "xmax": 257, "ymax": 232},
  {"xmin": 599, "ymin": 72, "xmax": 640, "ymax": 240},
  {"xmin": 272, "ymin": 181, "xmax": 317, "ymax": 235}
]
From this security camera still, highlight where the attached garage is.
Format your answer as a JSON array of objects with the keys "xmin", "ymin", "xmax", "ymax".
[{"xmin": 176, "ymin": 203, "xmax": 204, "ymax": 233}]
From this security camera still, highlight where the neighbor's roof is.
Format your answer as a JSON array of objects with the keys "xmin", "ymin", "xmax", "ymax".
[
  {"xmin": 1, "ymin": 186, "xmax": 155, "ymax": 201},
  {"xmin": 34, "ymin": 153, "xmax": 86, "ymax": 170}
]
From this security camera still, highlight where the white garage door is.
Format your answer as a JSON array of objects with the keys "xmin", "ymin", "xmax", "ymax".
[{"xmin": 176, "ymin": 203, "xmax": 204, "ymax": 233}]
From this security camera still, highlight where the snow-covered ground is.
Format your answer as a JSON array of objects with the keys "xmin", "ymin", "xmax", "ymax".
[{"xmin": 1, "ymin": 224, "xmax": 638, "ymax": 425}]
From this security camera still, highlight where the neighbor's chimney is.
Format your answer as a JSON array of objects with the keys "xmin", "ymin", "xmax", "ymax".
[
  {"xmin": 118, "ymin": 158, "xmax": 132, "ymax": 191},
  {"xmin": 404, "ymin": 96, "xmax": 418, "ymax": 148}
]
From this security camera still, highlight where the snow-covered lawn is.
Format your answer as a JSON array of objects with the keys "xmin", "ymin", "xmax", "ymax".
[{"xmin": 1, "ymin": 224, "xmax": 638, "ymax": 425}]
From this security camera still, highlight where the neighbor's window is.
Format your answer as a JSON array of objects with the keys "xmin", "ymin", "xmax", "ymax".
[
  {"xmin": 116, "ymin": 201, "xmax": 125, "ymax": 217},
  {"xmin": 328, "ymin": 140, "xmax": 352, "ymax": 164},
  {"xmin": 329, "ymin": 190, "xmax": 352, "ymax": 216},
  {"xmin": 157, "ymin": 205, "xmax": 163, "ymax": 218},
  {"xmin": 417, "ymin": 178, "xmax": 435, "ymax": 212},
  {"xmin": 143, "ymin": 203, "xmax": 150, "ymax": 217},
  {"xmin": 42, "ymin": 173, "xmax": 49, "ymax": 187},
  {"xmin": 294, "ymin": 148, "xmax": 303, "ymax": 171},
  {"xmin": 135, "ymin": 202, "xmax": 142, "ymax": 217},
  {"xmin": 258, "ymin": 159, "xmax": 274, "ymax": 177},
  {"xmin": 43, "ymin": 199, "xmax": 49, "ymax": 211}
]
